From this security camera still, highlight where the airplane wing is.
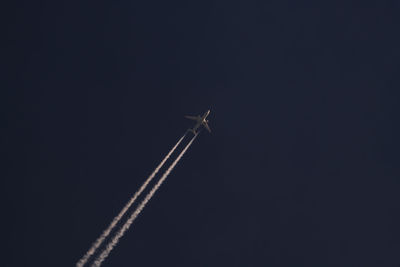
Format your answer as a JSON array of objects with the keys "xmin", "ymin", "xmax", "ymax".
[
  {"xmin": 185, "ymin": 115, "xmax": 198, "ymax": 121},
  {"xmin": 203, "ymin": 121, "xmax": 211, "ymax": 132}
]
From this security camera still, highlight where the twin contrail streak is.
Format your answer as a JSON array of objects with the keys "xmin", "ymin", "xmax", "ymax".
[
  {"xmin": 91, "ymin": 133, "xmax": 198, "ymax": 267},
  {"xmin": 76, "ymin": 134, "xmax": 186, "ymax": 267}
]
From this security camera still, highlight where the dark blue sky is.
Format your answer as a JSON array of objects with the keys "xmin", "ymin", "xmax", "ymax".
[{"xmin": 5, "ymin": 1, "xmax": 400, "ymax": 266}]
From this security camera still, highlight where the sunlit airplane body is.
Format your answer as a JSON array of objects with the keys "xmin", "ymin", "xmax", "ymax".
[{"xmin": 185, "ymin": 110, "xmax": 211, "ymax": 134}]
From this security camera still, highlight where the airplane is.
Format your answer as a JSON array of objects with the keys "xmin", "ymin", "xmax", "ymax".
[{"xmin": 185, "ymin": 110, "xmax": 211, "ymax": 134}]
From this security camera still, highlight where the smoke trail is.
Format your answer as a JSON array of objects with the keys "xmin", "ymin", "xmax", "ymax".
[
  {"xmin": 91, "ymin": 134, "xmax": 198, "ymax": 267},
  {"xmin": 76, "ymin": 134, "xmax": 186, "ymax": 267}
]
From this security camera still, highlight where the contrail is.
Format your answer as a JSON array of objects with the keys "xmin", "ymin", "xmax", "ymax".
[
  {"xmin": 91, "ymin": 133, "xmax": 198, "ymax": 267},
  {"xmin": 76, "ymin": 134, "xmax": 186, "ymax": 267}
]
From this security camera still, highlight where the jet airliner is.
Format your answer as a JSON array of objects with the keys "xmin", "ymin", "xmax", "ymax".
[{"xmin": 185, "ymin": 110, "xmax": 211, "ymax": 134}]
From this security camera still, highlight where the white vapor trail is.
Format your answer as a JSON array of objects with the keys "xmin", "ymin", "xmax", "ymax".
[
  {"xmin": 91, "ymin": 133, "xmax": 198, "ymax": 267},
  {"xmin": 76, "ymin": 134, "xmax": 186, "ymax": 267}
]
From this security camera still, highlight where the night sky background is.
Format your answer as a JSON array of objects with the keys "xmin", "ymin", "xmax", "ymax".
[{"xmin": 4, "ymin": 1, "xmax": 400, "ymax": 266}]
